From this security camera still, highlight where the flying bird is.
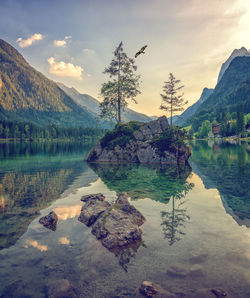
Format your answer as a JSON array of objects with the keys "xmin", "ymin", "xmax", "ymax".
[{"xmin": 135, "ymin": 45, "xmax": 147, "ymax": 58}]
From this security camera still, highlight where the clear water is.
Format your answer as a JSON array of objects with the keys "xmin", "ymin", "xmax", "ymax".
[{"xmin": 0, "ymin": 140, "xmax": 249, "ymax": 297}]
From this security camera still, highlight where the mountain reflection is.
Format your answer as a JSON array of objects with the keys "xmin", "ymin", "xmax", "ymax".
[
  {"xmin": 190, "ymin": 140, "xmax": 250, "ymax": 226},
  {"xmin": 0, "ymin": 142, "xmax": 92, "ymax": 250}
]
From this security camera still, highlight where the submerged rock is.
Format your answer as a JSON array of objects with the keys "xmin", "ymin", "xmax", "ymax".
[
  {"xmin": 48, "ymin": 279, "xmax": 77, "ymax": 298},
  {"xmin": 85, "ymin": 116, "xmax": 191, "ymax": 164},
  {"xmin": 192, "ymin": 288, "xmax": 228, "ymax": 298},
  {"xmin": 166, "ymin": 265, "xmax": 188, "ymax": 278},
  {"xmin": 39, "ymin": 211, "xmax": 58, "ymax": 231},
  {"xmin": 78, "ymin": 192, "xmax": 145, "ymax": 250},
  {"xmin": 136, "ymin": 281, "xmax": 177, "ymax": 297},
  {"xmin": 211, "ymin": 288, "xmax": 227, "ymax": 298}
]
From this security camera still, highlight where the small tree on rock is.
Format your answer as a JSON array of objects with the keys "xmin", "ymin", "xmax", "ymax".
[
  {"xmin": 99, "ymin": 42, "xmax": 141, "ymax": 124},
  {"xmin": 160, "ymin": 73, "xmax": 188, "ymax": 127}
]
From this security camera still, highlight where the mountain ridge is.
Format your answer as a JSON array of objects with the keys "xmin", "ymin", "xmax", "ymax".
[
  {"xmin": 217, "ymin": 47, "xmax": 250, "ymax": 83},
  {"xmin": 57, "ymin": 82, "xmax": 155, "ymax": 123},
  {"xmin": 0, "ymin": 38, "xmax": 96, "ymax": 127}
]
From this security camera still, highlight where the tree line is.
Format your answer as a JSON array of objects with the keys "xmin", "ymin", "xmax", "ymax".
[
  {"xmin": 194, "ymin": 103, "xmax": 249, "ymax": 138},
  {"xmin": 0, "ymin": 120, "xmax": 105, "ymax": 140}
]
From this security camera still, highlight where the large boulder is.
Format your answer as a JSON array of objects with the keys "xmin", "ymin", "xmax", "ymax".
[
  {"xmin": 85, "ymin": 116, "xmax": 191, "ymax": 164},
  {"xmin": 78, "ymin": 192, "xmax": 145, "ymax": 250}
]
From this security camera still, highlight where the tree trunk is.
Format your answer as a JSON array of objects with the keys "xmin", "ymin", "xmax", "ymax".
[
  {"xmin": 117, "ymin": 50, "xmax": 121, "ymax": 124},
  {"xmin": 170, "ymin": 95, "xmax": 173, "ymax": 128}
]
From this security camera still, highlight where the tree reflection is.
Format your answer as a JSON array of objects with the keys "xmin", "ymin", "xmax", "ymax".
[
  {"xmin": 161, "ymin": 181, "xmax": 193, "ymax": 245},
  {"xmin": 89, "ymin": 163, "xmax": 194, "ymax": 246}
]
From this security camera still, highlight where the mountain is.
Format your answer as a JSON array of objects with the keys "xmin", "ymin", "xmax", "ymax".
[
  {"xmin": 217, "ymin": 47, "xmax": 250, "ymax": 83},
  {"xmin": 57, "ymin": 82, "xmax": 99, "ymax": 115},
  {"xmin": 0, "ymin": 39, "xmax": 96, "ymax": 127},
  {"xmin": 57, "ymin": 82, "xmax": 154, "ymax": 123},
  {"xmin": 174, "ymin": 88, "xmax": 213, "ymax": 126},
  {"xmin": 190, "ymin": 56, "xmax": 250, "ymax": 127}
]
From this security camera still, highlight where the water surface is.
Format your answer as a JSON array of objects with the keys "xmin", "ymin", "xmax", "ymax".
[{"xmin": 0, "ymin": 140, "xmax": 249, "ymax": 297}]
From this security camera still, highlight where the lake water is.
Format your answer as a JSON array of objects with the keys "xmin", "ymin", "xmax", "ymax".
[{"xmin": 0, "ymin": 140, "xmax": 249, "ymax": 297}]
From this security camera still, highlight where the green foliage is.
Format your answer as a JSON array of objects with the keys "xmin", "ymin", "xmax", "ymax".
[
  {"xmin": 160, "ymin": 73, "xmax": 188, "ymax": 127},
  {"xmin": 99, "ymin": 42, "xmax": 141, "ymax": 123},
  {"xmin": 236, "ymin": 103, "xmax": 245, "ymax": 135},
  {"xmin": 100, "ymin": 121, "xmax": 142, "ymax": 149},
  {"xmin": 0, "ymin": 120, "xmax": 105, "ymax": 140},
  {"xmin": 150, "ymin": 126, "xmax": 187, "ymax": 156},
  {"xmin": 197, "ymin": 120, "xmax": 211, "ymax": 138}
]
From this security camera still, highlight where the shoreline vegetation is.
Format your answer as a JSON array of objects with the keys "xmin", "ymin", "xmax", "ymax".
[{"xmin": 0, "ymin": 120, "xmax": 106, "ymax": 143}]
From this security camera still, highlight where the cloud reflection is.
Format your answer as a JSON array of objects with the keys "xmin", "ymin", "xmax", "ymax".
[
  {"xmin": 53, "ymin": 205, "xmax": 81, "ymax": 221},
  {"xmin": 59, "ymin": 237, "xmax": 70, "ymax": 245},
  {"xmin": 24, "ymin": 240, "xmax": 47, "ymax": 252}
]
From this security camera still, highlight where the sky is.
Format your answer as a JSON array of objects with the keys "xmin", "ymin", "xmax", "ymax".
[{"xmin": 1, "ymin": 0, "xmax": 250, "ymax": 117}]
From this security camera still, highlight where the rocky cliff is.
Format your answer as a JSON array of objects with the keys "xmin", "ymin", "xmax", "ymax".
[{"xmin": 85, "ymin": 116, "xmax": 191, "ymax": 164}]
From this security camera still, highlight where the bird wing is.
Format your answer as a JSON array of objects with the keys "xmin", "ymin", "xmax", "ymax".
[
  {"xmin": 135, "ymin": 51, "xmax": 140, "ymax": 58},
  {"xmin": 135, "ymin": 45, "xmax": 147, "ymax": 58},
  {"xmin": 140, "ymin": 45, "xmax": 147, "ymax": 52}
]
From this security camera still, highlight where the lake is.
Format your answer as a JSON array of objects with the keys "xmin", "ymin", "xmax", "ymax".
[{"xmin": 0, "ymin": 140, "xmax": 249, "ymax": 297}]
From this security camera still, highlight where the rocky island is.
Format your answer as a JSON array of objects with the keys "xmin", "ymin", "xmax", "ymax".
[{"xmin": 85, "ymin": 116, "xmax": 191, "ymax": 164}]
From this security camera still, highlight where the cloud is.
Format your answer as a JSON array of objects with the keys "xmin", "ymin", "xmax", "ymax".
[
  {"xmin": 54, "ymin": 40, "xmax": 66, "ymax": 47},
  {"xmin": 83, "ymin": 48, "xmax": 95, "ymax": 54},
  {"xmin": 16, "ymin": 33, "xmax": 43, "ymax": 48},
  {"xmin": 54, "ymin": 36, "xmax": 72, "ymax": 47},
  {"xmin": 48, "ymin": 57, "xmax": 83, "ymax": 79}
]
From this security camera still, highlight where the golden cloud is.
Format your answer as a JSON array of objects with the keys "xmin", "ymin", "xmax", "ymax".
[
  {"xmin": 48, "ymin": 57, "xmax": 83, "ymax": 79},
  {"xmin": 16, "ymin": 33, "xmax": 43, "ymax": 48}
]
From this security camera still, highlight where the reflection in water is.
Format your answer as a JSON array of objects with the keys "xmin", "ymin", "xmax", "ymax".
[
  {"xmin": 54, "ymin": 205, "xmax": 81, "ymax": 221},
  {"xmin": 112, "ymin": 241, "xmax": 141, "ymax": 272},
  {"xmin": 90, "ymin": 163, "xmax": 194, "ymax": 245},
  {"xmin": 89, "ymin": 163, "xmax": 192, "ymax": 203},
  {"xmin": 161, "ymin": 181, "xmax": 193, "ymax": 245},
  {"xmin": 0, "ymin": 142, "xmax": 92, "ymax": 250},
  {"xmin": 59, "ymin": 237, "xmax": 70, "ymax": 245},
  {"xmin": 0, "ymin": 140, "xmax": 95, "ymax": 159},
  {"xmin": 24, "ymin": 239, "xmax": 48, "ymax": 252},
  {"xmin": 190, "ymin": 140, "xmax": 250, "ymax": 226}
]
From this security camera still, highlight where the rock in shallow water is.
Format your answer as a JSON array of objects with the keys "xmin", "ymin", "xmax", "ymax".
[
  {"xmin": 85, "ymin": 116, "xmax": 191, "ymax": 164},
  {"xmin": 136, "ymin": 281, "xmax": 177, "ymax": 297},
  {"xmin": 78, "ymin": 199, "xmax": 110, "ymax": 227},
  {"xmin": 39, "ymin": 211, "xmax": 58, "ymax": 231},
  {"xmin": 78, "ymin": 192, "xmax": 145, "ymax": 250},
  {"xmin": 80, "ymin": 193, "xmax": 105, "ymax": 202}
]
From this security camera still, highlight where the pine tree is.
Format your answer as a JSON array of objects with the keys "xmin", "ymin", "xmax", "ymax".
[
  {"xmin": 99, "ymin": 42, "xmax": 141, "ymax": 124},
  {"xmin": 160, "ymin": 73, "xmax": 188, "ymax": 127},
  {"xmin": 236, "ymin": 103, "xmax": 245, "ymax": 136}
]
